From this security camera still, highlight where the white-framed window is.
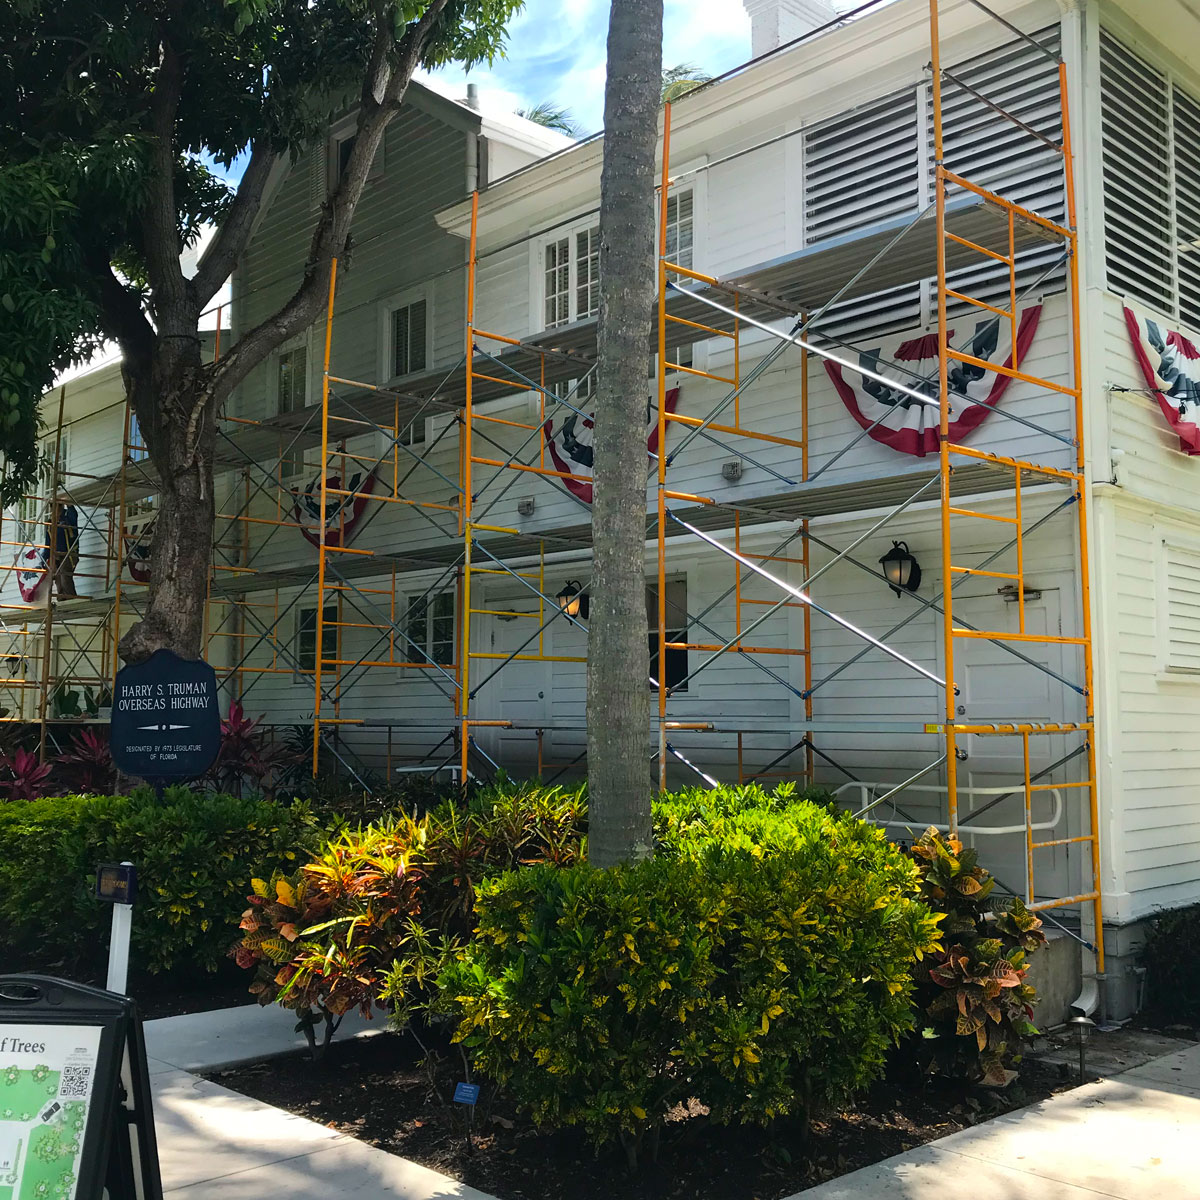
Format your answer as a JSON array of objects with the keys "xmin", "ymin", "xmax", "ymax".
[
  {"xmin": 128, "ymin": 412, "xmax": 149, "ymax": 462},
  {"xmin": 380, "ymin": 288, "xmax": 431, "ymax": 382},
  {"xmin": 125, "ymin": 414, "xmax": 157, "ymax": 517},
  {"xmin": 17, "ymin": 433, "xmax": 69, "ymax": 544},
  {"xmin": 392, "ymin": 299, "xmax": 428, "ymax": 378},
  {"xmin": 647, "ymin": 578, "xmax": 689, "ymax": 693},
  {"xmin": 665, "ymin": 190, "xmax": 694, "ymax": 270},
  {"xmin": 404, "ymin": 590, "xmax": 455, "ymax": 665},
  {"xmin": 1100, "ymin": 29, "xmax": 1200, "ymax": 329},
  {"xmin": 295, "ymin": 603, "xmax": 338, "ymax": 676},
  {"xmin": 541, "ymin": 220, "xmax": 600, "ymax": 329},
  {"xmin": 276, "ymin": 341, "xmax": 309, "ymax": 416}
]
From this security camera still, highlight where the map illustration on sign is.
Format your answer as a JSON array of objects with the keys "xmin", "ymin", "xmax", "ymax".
[
  {"xmin": 0, "ymin": 1024, "xmax": 101, "ymax": 1200},
  {"xmin": 109, "ymin": 650, "xmax": 221, "ymax": 784}
]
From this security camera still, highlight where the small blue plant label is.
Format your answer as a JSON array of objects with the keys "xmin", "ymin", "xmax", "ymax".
[{"xmin": 453, "ymin": 1082, "xmax": 480, "ymax": 1106}]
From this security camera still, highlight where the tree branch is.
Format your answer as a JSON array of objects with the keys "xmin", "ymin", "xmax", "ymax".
[
  {"xmin": 192, "ymin": 142, "xmax": 279, "ymax": 309},
  {"xmin": 142, "ymin": 10, "xmax": 189, "ymax": 339},
  {"xmin": 84, "ymin": 245, "xmax": 157, "ymax": 375},
  {"xmin": 208, "ymin": 0, "xmax": 452, "ymax": 405}
]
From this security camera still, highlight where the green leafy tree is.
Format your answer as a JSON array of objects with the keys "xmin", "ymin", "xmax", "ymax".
[{"xmin": 0, "ymin": 0, "xmax": 521, "ymax": 661}]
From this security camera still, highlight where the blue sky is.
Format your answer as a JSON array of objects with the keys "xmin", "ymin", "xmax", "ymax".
[
  {"xmin": 419, "ymin": 0, "xmax": 755, "ymax": 134},
  {"xmin": 209, "ymin": 1, "xmax": 858, "ymax": 182}
]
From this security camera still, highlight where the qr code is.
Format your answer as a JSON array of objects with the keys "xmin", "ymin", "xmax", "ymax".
[{"xmin": 59, "ymin": 1063, "xmax": 92, "ymax": 1100}]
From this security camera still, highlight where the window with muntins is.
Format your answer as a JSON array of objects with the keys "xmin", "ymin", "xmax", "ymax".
[
  {"xmin": 543, "ymin": 223, "xmax": 600, "ymax": 329},
  {"xmin": 277, "ymin": 345, "xmax": 308, "ymax": 415},
  {"xmin": 392, "ymin": 299, "xmax": 428, "ymax": 378},
  {"xmin": 405, "ymin": 591, "xmax": 455, "ymax": 665},
  {"xmin": 665, "ymin": 191, "xmax": 694, "ymax": 269},
  {"xmin": 1100, "ymin": 30, "xmax": 1200, "ymax": 330}
]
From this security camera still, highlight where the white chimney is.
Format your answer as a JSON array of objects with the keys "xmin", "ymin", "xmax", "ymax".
[{"xmin": 742, "ymin": 0, "xmax": 840, "ymax": 57}]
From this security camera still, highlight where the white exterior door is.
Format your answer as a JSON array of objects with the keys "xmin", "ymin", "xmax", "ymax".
[
  {"xmin": 470, "ymin": 588, "xmax": 550, "ymax": 774},
  {"xmin": 949, "ymin": 584, "xmax": 1075, "ymax": 900}
]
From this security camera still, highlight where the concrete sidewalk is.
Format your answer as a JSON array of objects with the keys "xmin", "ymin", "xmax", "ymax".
[
  {"xmin": 786, "ymin": 1042, "xmax": 1200, "ymax": 1199},
  {"xmin": 145, "ymin": 1004, "xmax": 488, "ymax": 1197},
  {"xmin": 145, "ymin": 1005, "xmax": 1200, "ymax": 1199}
]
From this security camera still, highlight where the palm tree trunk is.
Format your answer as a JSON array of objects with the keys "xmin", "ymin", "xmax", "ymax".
[{"xmin": 587, "ymin": 0, "xmax": 664, "ymax": 867}]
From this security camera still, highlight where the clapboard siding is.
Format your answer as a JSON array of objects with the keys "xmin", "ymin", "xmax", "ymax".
[{"xmin": 236, "ymin": 104, "xmax": 472, "ymax": 424}]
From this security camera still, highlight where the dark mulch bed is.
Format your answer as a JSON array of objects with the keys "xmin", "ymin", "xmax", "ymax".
[
  {"xmin": 209, "ymin": 1030, "xmax": 1072, "ymax": 1200},
  {"xmin": 130, "ymin": 964, "xmax": 252, "ymax": 1021}
]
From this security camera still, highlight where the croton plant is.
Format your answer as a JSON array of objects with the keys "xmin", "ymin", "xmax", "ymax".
[{"xmin": 911, "ymin": 828, "xmax": 1047, "ymax": 1085}]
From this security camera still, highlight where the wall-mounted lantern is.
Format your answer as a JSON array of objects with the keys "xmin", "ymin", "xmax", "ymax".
[
  {"xmin": 556, "ymin": 580, "xmax": 589, "ymax": 620},
  {"xmin": 879, "ymin": 540, "xmax": 921, "ymax": 597}
]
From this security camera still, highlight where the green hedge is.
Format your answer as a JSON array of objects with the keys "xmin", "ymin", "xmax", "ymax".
[
  {"xmin": 442, "ymin": 792, "xmax": 941, "ymax": 1155},
  {"xmin": 0, "ymin": 788, "xmax": 319, "ymax": 977}
]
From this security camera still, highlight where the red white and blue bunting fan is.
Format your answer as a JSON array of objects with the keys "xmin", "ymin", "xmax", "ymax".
[
  {"xmin": 294, "ymin": 469, "xmax": 376, "ymax": 547},
  {"xmin": 16, "ymin": 545, "xmax": 49, "ymax": 603},
  {"xmin": 825, "ymin": 307, "xmax": 1042, "ymax": 457},
  {"xmin": 1123, "ymin": 304, "xmax": 1200, "ymax": 456},
  {"xmin": 543, "ymin": 387, "xmax": 680, "ymax": 504},
  {"xmin": 125, "ymin": 517, "xmax": 156, "ymax": 584}
]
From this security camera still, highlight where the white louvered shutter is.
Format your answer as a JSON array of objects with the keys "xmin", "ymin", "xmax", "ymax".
[
  {"xmin": 1165, "ymin": 542, "xmax": 1200, "ymax": 673},
  {"xmin": 1173, "ymin": 85, "xmax": 1200, "ymax": 329},
  {"xmin": 1100, "ymin": 31, "xmax": 1174, "ymax": 314},
  {"xmin": 803, "ymin": 88, "xmax": 923, "ymax": 340},
  {"xmin": 938, "ymin": 27, "xmax": 1065, "ymax": 317}
]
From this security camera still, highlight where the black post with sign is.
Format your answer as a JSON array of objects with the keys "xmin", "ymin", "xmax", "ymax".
[
  {"xmin": 109, "ymin": 649, "xmax": 221, "ymax": 792},
  {"xmin": 0, "ymin": 975, "xmax": 163, "ymax": 1200}
]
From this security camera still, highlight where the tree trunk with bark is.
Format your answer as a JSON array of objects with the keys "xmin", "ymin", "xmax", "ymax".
[
  {"xmin": 106, "ymin": 3, "xmax": 452, "ymax": 665},
  {"xmin": 587, "ymin": 0, "xmax": 664, "ymax": 867}
]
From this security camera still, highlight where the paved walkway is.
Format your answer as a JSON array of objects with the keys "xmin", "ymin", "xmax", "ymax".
[
  {"xmin": 786, "ymin": 1042, "xmax": 1200, "ymax": 1200},
  {"xmin": 145, "ymin": 1005, "xmax": 1200, "ymax": 1198},
  {"xmin": 145, "ymin": 1004, "xmax": 489, "ymax": 1198}
]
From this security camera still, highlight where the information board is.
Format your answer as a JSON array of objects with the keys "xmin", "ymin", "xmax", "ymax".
[
  {"xmin": 109, "ymin": 649, "xmax": 221, "ymax": 784},
  {"xmin": 0, "ymin": 1024, "xmax": 102, "ymax": 1199},
  {"xmin": 0, "ymin": 977, "xmax": 162, "ymax": 1200}
]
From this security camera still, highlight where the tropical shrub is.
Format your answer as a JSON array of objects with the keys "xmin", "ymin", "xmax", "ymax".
[
  {"xmin": 0, "ymin": 746, "xmax": 52, "ymax": 800},
  {"xmin": 56, "ymin": 728, "xmax": 117, "ymax": 794},
  {"xmin": 1140, "ymin": 902, "xmax": 1200, "ymax": 1024},
  {"xmin": 209, "ymin": 702, "xmax": 295, "ymax": 797},
  {"xmin": 231, "ymin": 783, "xmax": 588, "ymax": 1043},
  {"xmin": 441, "ymin": 797, "xmax": 941, "ymax": 1162},
  {"xmin": 908, "ymin": 828, "xmax": 1046, "ymax": 1084},
  {"xmin": 0, "ymin": 788, "xmax": 319, "ymax": 976}
]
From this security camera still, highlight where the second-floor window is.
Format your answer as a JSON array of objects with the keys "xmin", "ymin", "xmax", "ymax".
[
  {"xmin": 277, "ymin": 344, "xmax": 308, "ymax": 415},
  {"xmin": 392, "ymin": 299, "xmax": 428, "ymax": 377},
  {"xmin": 544, "ymin": 224, "xmax": 599, "ymax": 328},
  {"xmin": 665, "ymin": 191, "xmax": 694, "ymax": 270}
]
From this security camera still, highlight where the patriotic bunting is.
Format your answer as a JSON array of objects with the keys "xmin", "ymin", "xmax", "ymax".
[
  {"xmin": 825, "ymin": 307, "xmax": 1042, "ymax": 457},
  {"xmin": 543, "ymin": 387, "xmax": 680, "ymax": 504},
  {"xmin": 293, "ymin": 469, "xmax": 376, "ymax": 547},
  {"xmin": 1123, "ymin": 304, "xmax": 1200, "ymax": 455}
]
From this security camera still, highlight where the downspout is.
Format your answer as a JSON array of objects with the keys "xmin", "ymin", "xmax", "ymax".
[
  {"xmin": 465, "ymin": 82, "xmax": 480, "ymax": 195},
  {"xmin": 1055, "ymin": 0, "xmax": 1103, "ymax": 1021}
]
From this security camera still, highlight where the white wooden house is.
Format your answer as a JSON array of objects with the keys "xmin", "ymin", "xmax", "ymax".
[{"xmin": 11, "ymin": 0, "xmax": 1200, "ymax": 1020}]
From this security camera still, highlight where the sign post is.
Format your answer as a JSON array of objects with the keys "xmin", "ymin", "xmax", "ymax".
[
  {"xmin": 0, "ymin": 975, "xmax": 163, "ymax": 1200},
  {"xmin": 109, "ymin": 649, "xmax": 221, "ymax": 793},
  {"xmin": 96, "ymin": 864, "xmax": 137, "ymax": 996}
]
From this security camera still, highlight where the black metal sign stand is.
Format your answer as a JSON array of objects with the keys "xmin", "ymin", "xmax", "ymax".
[{"xmin": 0, "ymin": 975, "xmax": 163, "ymax": 1200}]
